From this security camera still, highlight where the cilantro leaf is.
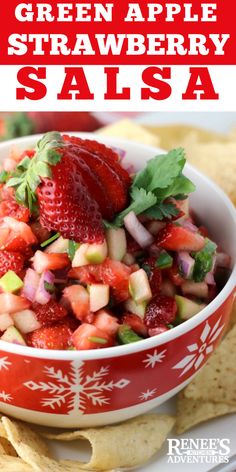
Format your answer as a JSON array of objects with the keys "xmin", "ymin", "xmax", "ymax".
[
  {"xmin": 113, "ymin": 188, "xmax": 157, "ymax": 226},
  {"xmin": 154, "ymin": 174, "xmax": 195, "ymax": 202},
  {"xmin": 144, "ymin": 201, "xmax": 179, "ymax": 220},
  {"xmin": 132, "ymin": 148, "xmax": 185, "ymax": 192}
]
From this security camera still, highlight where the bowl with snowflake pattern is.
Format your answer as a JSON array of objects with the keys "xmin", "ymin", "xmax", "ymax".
[{"xmin": 0, "ymin": 134, "xmax": 235, "ymax": 428}]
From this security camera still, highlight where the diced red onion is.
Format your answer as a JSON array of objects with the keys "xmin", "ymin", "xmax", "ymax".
[
  {"xmin": 216, "ymin": 252, "xmax": 231, "ymax": 268},
  {"xmin": 205, "ymin": 271, "xmax": 216, "ymax": 285},
  {"xmin": 177, "ymin": 251, "xmax": 195, "ymax": 279},
  {"xmin": 35, "ymin": 271, "xmax": 55, "ymax": 305},
  {"xmin": 182, "ymin": 220, "xmax": 198, "ymax": 233},
  {"xmin": 182, "ymin": 281, "xmax": 208, "ymax": 299},
  {"xmin": 124, "ymin": 211, "xmax": 154, "ymax": 249},
  {"xmin": 22, "ymin": 269, "xmax": 40, "ymax": 302}
]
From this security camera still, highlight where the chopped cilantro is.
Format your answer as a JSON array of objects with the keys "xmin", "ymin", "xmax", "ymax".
[
  {"xmin": 44, "ymin": 281, "xmax": 55, "ymax": 293},
  {"xmin": 41, "ymin": 233, "xmax": 60, "ymax": 248}
]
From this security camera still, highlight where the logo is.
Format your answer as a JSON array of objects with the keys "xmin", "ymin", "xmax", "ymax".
[{"xmin": 167, "ymin": 438, "xmax": 230, "ymax": 464}]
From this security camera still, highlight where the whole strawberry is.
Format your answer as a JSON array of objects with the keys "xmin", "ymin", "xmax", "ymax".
[{"xmin": 7, "ymin": 132, "xmax": 105, "ymax": 243}]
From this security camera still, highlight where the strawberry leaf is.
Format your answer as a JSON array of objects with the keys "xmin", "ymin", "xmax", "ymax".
[{"xmin": 7, "ymin": 131, "xmax": 64, "ymax": 212}]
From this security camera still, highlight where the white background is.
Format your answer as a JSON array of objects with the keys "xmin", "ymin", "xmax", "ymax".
[{"xmin": 2, "ymin": 65, "xmax": 236, "ymax": 111}]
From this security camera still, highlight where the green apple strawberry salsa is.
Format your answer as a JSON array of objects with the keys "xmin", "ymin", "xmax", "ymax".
[{"xmin": 0, "ymin": 132, "xmax": 231, "ymax": 350}]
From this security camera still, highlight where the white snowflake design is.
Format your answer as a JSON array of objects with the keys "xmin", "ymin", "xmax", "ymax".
[
  {"xmin": 173, "ymin": 317, "xmax": 225, "ymax": 377},
  {"xmin": 139, "ymin": 388, "xmax": 157, "ymax": 401},
  {"xmin": 0, "ymin": 391, "xmax": 13, "ymax": 403},
  {"xmin": 24, "ymin": 360, "xmax": 130, "ymax": 415},
  {"xmin": 0, "ymin": 357, "xmax": 11, "ymax": 371},
  {"xmin": 143, "ymin": 349, "xmax": 167, "ymax": 368}
]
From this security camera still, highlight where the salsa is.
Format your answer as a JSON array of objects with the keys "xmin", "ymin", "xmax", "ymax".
[{"xmin": 0, "ymin": 132, "xmax": 231, "ymax": 350}]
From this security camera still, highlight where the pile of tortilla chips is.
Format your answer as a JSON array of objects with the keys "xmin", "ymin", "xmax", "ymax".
[
  {"xmin": 0, "ymin": 414, "xmax": 175, "ymax": 471},
  {"xmin": 0, "ymin": 119, "xmax": 235, "ymax": 470}
]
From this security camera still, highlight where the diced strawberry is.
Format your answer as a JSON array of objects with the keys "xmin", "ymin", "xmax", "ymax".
[
  {"xmin": 0, "ymin": 293, "xmax": 30, "ymax": 314},
  {"xmin": 0, "ymin": 217, "xmax": 37, "ymax": 252},
  {"xmin": 0, "ymin": 250, "xmax": 24, "ymax": 278},
  {"xmin": 148, "ymin": 325, "xmax": 169, "ymax": 336},
  {"xmin": 0, "ymin": 198, "xmax": 30, "ymax": 222},
  {"xmin": 63, "ymin": 285, "xmax": 92, "ymax": 323},
  {"xmin": 142, "ymin": 257, "xmax": 162, "ymax": 295},
  {"xmin": 144, "ymin": 295, "xmax": 177, "ymax": 328},
  {"xmin": 156, "ymin": 223, "xmax": 205, "ymax": 252},
  {"xmin": 126, "ymin": 234, "xmax": 143, "ymax": 255},
  {"xmin": 69, "ymin": 258, "xmax": 132, "ymax": 303},
  {"xmin": 166, "ymin": 263, "xmax": 185, "ymax": 286},
  {"xmin": 32, "ymin": 251, "xmax": 70, "ymax": 274},
  {"xmin": 30, "ymin": 221, "xmax": 51, "ymax": 244},
  {"xmin": 93, "ymin": 310, "xmax": 119, "ymax": 336},
  {"xmin": 71, "ymin": 323, "xmax": 114, "ymax": 350},
  {"xmin": 32, "ymin": 300, "xmax": 68, "ymax": 327},
  {"xmin": 121, "ymin": 313, "xmax": 148, "ymax": 337},
  {"xmin": 27, "ymin": 323, "xmax": 73, "ymax": 350}
]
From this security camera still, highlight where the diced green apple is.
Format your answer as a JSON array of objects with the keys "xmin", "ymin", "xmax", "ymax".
[
  {"xmin": 72, "ymin": 244, "xmax": 90, "ymax": 267},
  {"xmin": 0, "ymin": 313, "xmax": 14, "ymax": 331},
  {"xmin": 129, "ymin": 269, "xmax": 152, "ymax": 303},
  {"xmin": 106, "ymin": 228, "xmax": 127, "ymax": 261},
  {"xmin": 0, "ymin": 271, "xmax": 23, "ymax": 293},
  {"xmin": 124, "ymin": 298, "xmax": 147, "ymax": 319},
  {"xmin": 85, "ymin": 241, "xmax": 108, "ymax": 264},
  {"xmin": 12, "ymin": 310, "xmax": 41, "ymax": 334},
  {"xmin": 45, "ymin": 236, "xmax": 69, "ymax": 254},
  {"xmin": 175, "ymin": 295, "xmax": 206, "ymax": 320},
  {"xmin": 1, "ymin": 326, "xmax": 26, "ymax": 345},
  {"xmin": 89, "ymin": 284, "xmax": 109, "ymax": 312}
]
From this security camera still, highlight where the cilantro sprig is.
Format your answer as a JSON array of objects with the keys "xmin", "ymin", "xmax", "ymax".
[
  {"xmin": 105, "ymin": 148, "xmax": 195, "ymax": 227},
  {"xmin": 6, "ymin": 132, "xmax": 64, "ymax": 212}
]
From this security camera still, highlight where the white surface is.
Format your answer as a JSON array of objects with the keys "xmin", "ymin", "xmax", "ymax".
[{"xmin": 2, "ymin": 65, "xmax": 236, "ymax": 111}]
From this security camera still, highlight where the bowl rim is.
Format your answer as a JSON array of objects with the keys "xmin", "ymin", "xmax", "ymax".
[{"xmin": 0, "ymin": 133, "xmax": 235, "ymax": 360}]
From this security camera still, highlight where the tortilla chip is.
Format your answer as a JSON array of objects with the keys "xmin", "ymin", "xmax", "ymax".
[
  {"xmin": 44, "ymin": 414, "xmax": 175, "ymax": 470},
  {"xmin": 0, "ymin": 436, "xmax": 18, "ymax": 456},
  {"xmin": 146, "ymin": 124, "xmax": 227, "ymax": 150},
  {"xmin": 176, "ymin": 392, "xmax": 236, "ymax": 434},
  {"xmin": 0, "ymin": 455, "xmax": 33, "ymax": 471},
  {"xmin": 181, "ymin": 134, "xmax": 236, "ymax": 205},
  {"xmin": 0, "ymin": 421, "xmax": 7, "ymax": 439},
  {"xmin": 184, "ymin": 324, "xmax": 236, "ymax": 404},
  {"xmin": 1, "ymin": 417, "xmax": 111, "ymax": 472},
  {"xmin": 98, "ymin": 119, "xmax": 160, "ymax": 147}
]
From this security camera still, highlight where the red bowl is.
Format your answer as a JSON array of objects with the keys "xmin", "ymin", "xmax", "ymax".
[{"xmin": 0, "ymin": 134, "xmax": 235, "ymax": 428}]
